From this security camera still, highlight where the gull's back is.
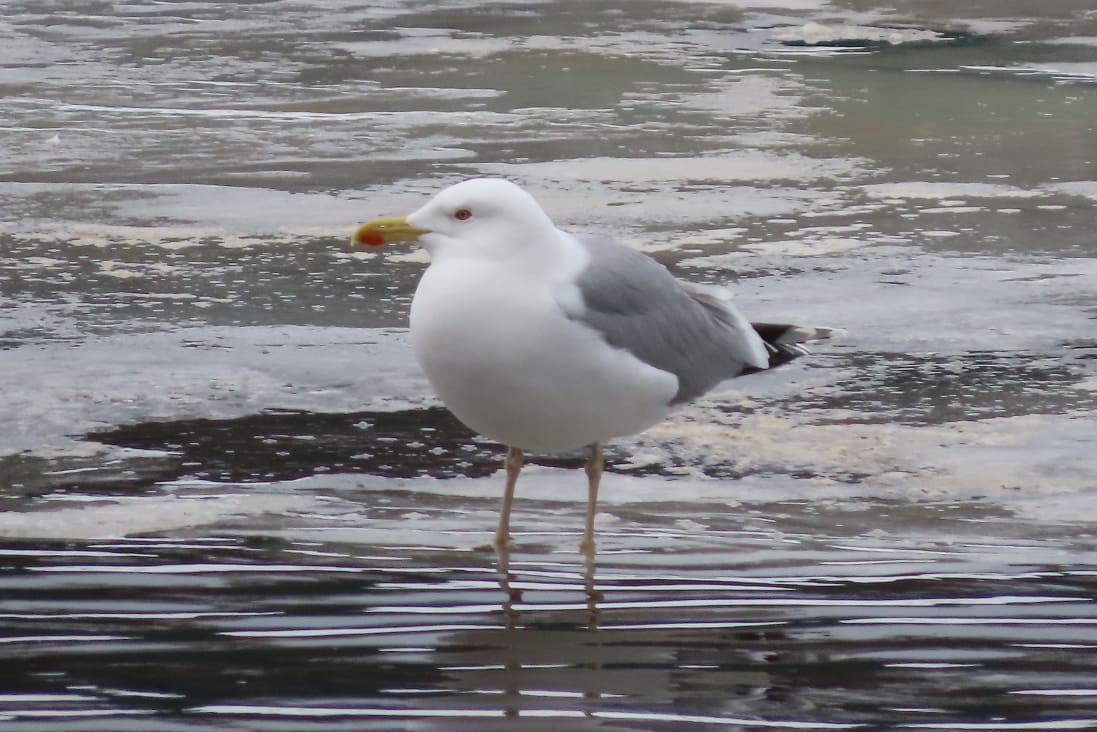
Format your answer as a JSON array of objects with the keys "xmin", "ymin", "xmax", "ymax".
[{"xmin": 565, "ymin": 235, "xmax": 770, "ymax": 405}]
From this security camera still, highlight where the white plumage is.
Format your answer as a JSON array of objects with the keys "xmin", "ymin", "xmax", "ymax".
[{"xmin": 354, "ymin": 178, "xmax": 823, "ymax": 554}]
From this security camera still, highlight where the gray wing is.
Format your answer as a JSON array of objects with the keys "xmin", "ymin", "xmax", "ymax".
[{"xmin": 565, "ymin": 235, "xmax": 769, "ymax": 405}]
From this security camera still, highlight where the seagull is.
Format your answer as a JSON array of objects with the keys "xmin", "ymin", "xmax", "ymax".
[{"xmin": 353, "ymin": 178, "xmax": 828, "ymax": 554}]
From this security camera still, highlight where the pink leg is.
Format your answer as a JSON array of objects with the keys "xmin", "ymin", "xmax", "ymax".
[
  {"xmin": 493, "ymin": 446, "xmax": 523, "ymax": 550},
  {"xmin": 580, "ymin": 442, "xmax": 603, "ymax": 556}
]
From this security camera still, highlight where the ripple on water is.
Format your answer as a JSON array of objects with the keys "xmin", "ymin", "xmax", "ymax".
[
  {"xmin": 4, "ymin": 0, "xmax": 1097, "ymax": 729},
  {"xmin": 1, "ymin": 518, "xmax": 1097, "ymax": 729}
]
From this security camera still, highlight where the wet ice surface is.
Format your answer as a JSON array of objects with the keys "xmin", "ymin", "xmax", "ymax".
[{"xmin": 3, "ymin": 0, "xmax": 1097, "ymax": 729}]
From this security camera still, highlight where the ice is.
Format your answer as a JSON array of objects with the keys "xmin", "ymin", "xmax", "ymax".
[
  {"xmin": 0, "ymin": 492, "xmax": 320, "ymax": 540},
  {"xmin": 0, "ymin": 326, "xmax": 430, "ymax": 459}
]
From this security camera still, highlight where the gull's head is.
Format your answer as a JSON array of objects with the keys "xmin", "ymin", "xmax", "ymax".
[{"xmin": 353, "ymin": 178, "xmax": 558, "ymax": 261}]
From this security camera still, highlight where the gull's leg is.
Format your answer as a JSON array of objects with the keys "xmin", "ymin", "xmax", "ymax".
[
  {"xmin": 493, "ymin": 446, "xmax": 523, "ymax": 550},
  {"xmin": 580, "ymin": 442, "xmax": 603, "ymax": 556}
]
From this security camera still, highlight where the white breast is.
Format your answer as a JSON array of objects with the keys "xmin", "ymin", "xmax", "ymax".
[{"xmin": 409, "ymin": 259, "xmax": 678, "ymax": 452}]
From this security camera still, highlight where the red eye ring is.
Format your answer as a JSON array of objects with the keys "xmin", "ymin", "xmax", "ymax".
[{"xmin": 454, "ymin": 208, "xmax": 472, "ymax": 221}]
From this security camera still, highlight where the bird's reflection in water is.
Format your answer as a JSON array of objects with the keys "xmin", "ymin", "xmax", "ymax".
[
  {"xmin": 493, "ymin": 546, "xmax": 523, "ymax": 627},
  {"xmin": 493, "ymin": 546, "xmax": 603, "ymax": 627},
  {"xmin": 491, "ymin": 545, "xmax": 606, "ymax": 721},
  {"xmin": 584, "ymin": 552, "xmax": 603, "ymax": 628},
  {"xmin": 492, "ymin": 547, "xmax": 521, "ymax": 719},
  {"xmin": 580, "ymin": 550, "xmax": 605, "ymax": 718}
]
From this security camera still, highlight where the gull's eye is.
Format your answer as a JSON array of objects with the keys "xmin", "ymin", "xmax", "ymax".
[{"xmin": 454, "ymin": 208, "xmax": 472, "ymax": 221}]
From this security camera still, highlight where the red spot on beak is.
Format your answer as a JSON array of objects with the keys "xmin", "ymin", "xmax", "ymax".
[{"xmin": 358, "ymin": 229, "xmax": 385, "ymax": 247}]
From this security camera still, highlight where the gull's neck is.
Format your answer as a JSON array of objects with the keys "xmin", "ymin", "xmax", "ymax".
[{"xmin": 513, "ymin": 227, "xmax": 591, "ymax": 286}]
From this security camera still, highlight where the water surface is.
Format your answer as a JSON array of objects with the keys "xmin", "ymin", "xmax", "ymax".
[{"xmin": 2, "ymin": 0, "xmax": 1097, "ymax": 729}]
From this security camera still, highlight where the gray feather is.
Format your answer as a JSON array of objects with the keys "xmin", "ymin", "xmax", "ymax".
[{"xmin": 564, "ymin": 236, "xmax": 768, "ymax": 405}]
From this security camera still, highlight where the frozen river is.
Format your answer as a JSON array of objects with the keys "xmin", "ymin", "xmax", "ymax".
[{"xmin": 2, "ymin": 0, "xmax": 1097, "ymax": 729}]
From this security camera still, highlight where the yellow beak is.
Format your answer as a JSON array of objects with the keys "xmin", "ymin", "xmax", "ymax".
[{"xmin": 352, "ymin": 215, "xmax": 428, "ymax": 248}]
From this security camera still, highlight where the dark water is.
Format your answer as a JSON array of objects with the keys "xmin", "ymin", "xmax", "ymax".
[
  {"xmin": 3, "ymin": 0, "xmax": 1097, "ymax": 729},
  {"xmin": 4, "ymin": 496, "xmax": 1097, "ymax": 730}
]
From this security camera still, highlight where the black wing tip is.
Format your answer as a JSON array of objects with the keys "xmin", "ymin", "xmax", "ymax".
[
  {"xmin": 747, "ymin": 322, "xmax": 841, "ymax": 374},
  {"xmin": 752, "ymin": 322, "xmax": 843, "ymax": 346}
]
